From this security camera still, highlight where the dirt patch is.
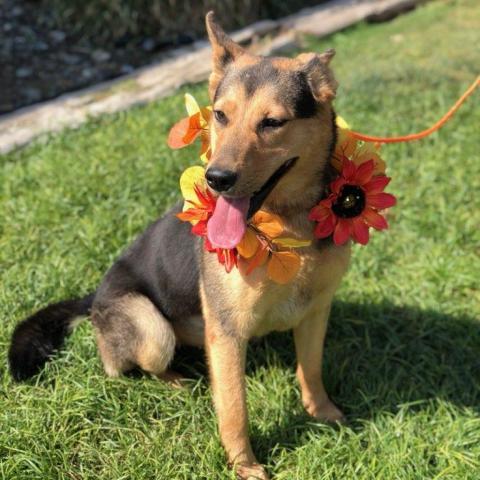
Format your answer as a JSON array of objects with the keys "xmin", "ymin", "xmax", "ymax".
[
  {"xmin": 1, "ymin": 0, "xmax": 324, "ymax": 115},
  {"xmin": 1, "ymin": 0, "xmax": 201, "ymax": 114}
]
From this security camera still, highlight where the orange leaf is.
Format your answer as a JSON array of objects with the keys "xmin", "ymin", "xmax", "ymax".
[
  {"xmin": 252, "ymin": 211, "xmax": 284, "ymax": 238},
  {"xmin": 245, "ymin": 245, "xmax": 269, "ymax": 275},
  {"xmin": 237, "ymin": 228, "xmax": 260, "ymax": 259},
  {"xmin": 267, "ymin": 251, "xmax": 301, "ymax": 284},
  {"xmin": 167, "ymin": 114, "xmax": 202, "ymax": 149},
  {"xmin": 168, "ymin": 117, "xmax": 191, "ymax": 148},
  {"xmin": 176, "ymin": 208, "xmax": 207, "ymax": 222},
  {"xmin": 182, "ymin": 113, "xmax": 203, "ymax": 144}
]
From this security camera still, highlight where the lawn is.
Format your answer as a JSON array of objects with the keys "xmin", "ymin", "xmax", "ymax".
[{"xmin": 1, "ymin": 0, "xmax": 479, "ymax": 478}]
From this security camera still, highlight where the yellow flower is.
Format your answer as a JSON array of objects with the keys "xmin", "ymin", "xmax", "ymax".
[{"xmin": 178, "ymin": 165, "xmax": 206, "ymax": 213}]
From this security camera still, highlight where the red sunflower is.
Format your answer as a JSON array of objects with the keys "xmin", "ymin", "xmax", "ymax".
[{"xmin": 309, "ymin": 159, "xmax": 396, "ymax": 245}]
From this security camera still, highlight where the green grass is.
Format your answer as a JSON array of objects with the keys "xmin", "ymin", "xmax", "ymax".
[{"xmin": 1, "ymin": 0, "xmax": 480, "ymax": 478}]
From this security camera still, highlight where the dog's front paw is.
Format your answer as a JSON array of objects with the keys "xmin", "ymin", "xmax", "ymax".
[
  {"xmin": 236, "ymin": 462, "xmax": 269, "ymax": 480},
  {"xmin": 304, "ymin": 397, "xmax": 345, "ymax": 424}
]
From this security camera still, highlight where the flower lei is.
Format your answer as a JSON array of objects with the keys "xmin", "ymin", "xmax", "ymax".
[
  {"xmin": 168, "ymin": 94, "xmax": 393, "ymax": 283},
  {"xmin": 168, "ymin": 76, "xmax": 478, "ymax": 283},
  {"xmin": 173, "ymin": 155, "xmax": 310, "ymax": 284}
]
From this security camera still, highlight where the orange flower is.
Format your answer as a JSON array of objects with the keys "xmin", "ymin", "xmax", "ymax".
[
  {"xmin": 237, "ymin": 211, "xmax": 310, "ymax": 284},
  {"xmin": 167, "ymin": 94, "xmax": 212, "ymax": 162}
]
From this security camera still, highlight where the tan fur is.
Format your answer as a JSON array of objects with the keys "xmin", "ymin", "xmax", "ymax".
[
  {"xmin": 202, "ymin": 298, "xmax": 254, "ymax": 468},
  {"xmin": 92, "ymin": 294, "xmax": 176, "ymax": 378},
  {"xmin": 199, "ymin": 13, "xmax": 348, "ymax": 479}
]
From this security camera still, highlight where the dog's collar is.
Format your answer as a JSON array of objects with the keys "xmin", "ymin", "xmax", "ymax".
[{"xmin": 168, "ymin": 93, "xmax": 396, "ymax": 283}]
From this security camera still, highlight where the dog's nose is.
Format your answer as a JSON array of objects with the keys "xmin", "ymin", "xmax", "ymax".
[{"xmin": 205, "ymin": 168, "xmax": 238, "ymax": 192}]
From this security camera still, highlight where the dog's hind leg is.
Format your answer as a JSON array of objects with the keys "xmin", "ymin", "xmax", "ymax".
[{"xmin": 92, "ymin": 294, "xmax": 176, "ymax": 379}]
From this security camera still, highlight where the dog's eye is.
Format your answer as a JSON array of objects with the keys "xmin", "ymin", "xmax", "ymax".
[
  {"xmin": 259, "ymin": 118, "xmax": 288, "ymax": 130},
  {"xmin": 214, "ymin": 110, "xmax": 228, "ymax": 125}
]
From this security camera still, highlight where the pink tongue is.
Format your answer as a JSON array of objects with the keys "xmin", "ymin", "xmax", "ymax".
[{"xmin": 207, "ymin": 196, "xmax": 249, "ymax": 249}]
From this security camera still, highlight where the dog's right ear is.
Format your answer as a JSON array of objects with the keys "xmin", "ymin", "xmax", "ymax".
[
  {"xmin": 296, "ymin": 49, "xmax": 338, "ymax": 103},
  {"xmin": 206, "ymin": 11, "xmax": 244, "ymax": 98}
]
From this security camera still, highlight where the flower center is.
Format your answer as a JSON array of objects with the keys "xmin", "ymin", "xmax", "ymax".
[{"xmin": 332, "ymin": 184, "xmax": 366, "ymax": 218}]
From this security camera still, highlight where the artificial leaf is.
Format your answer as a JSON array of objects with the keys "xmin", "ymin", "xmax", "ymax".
[
  {"xmin": 199, "ymin": 106, "xmax": 212, "ymax": 128},
  {"xmin": 274, "ymin": 237, "xmax": 311, "ymax": 248},
  {"xmin": 237, "ymin": 228, "xmax": 260, "ymax": 259},
  {"xmin": 245, "ymin": 245, "xmax": 269, "ymax": 275},
  {"xmin": 185, "ymin": 93, "xmax": 201, "ymax": 116},
  {"xmin": 199, "ymin": 136, "xmax": 211, "ymax": 163},
  {"xmin": 354, "ymin": 143, "xmax": 386, "ymax": 175},
  {"xmin": 167, "ymin": 112, "xmax": 204, "ymax": 149},
  {"xmin": 179, "ymin": 166, "xmax": 206, "ymax": 208},
  {"xmin": 168, "ymin": 117, "xmax": 193, "ymax": 149},
  {"xmin": 218, "ymin": 248, "xmax": 237, "ymax": 273},
  {"xmin": 182, "ymin": 113, "xmax": 203, "ymax": 144},
  {"xmin": 336, "ymin": 115, "xmax": 350, "ymax": 130},
  {"xmin": 253, "ymin": 211, "xmax": 284, "ymax": 238},
  {"xmin": 176, "ymin": 208, "xmax": 207, "ymax": 222},
  {"xmin": 267, "ymin": 251, "xmax": 301, "ymax": 284}
]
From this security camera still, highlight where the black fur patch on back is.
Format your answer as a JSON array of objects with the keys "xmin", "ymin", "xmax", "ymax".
[{"xmin": 94, "ymin": 202, "xmax": 201, "ymax": 324}]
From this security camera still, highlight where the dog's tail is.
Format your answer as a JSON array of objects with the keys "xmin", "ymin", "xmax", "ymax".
[{"xmin": 8, "ymin": 293, "xmax": 95, "ymax": 381}]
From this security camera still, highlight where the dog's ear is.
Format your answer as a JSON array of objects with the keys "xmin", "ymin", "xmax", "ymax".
[
  {"xmin": 206, "ymin": 11, "xmax": 245, "ymax": 97},
  {"xmin": 297, "ymin": 49, "xmax": 338, "ymax": 102}
]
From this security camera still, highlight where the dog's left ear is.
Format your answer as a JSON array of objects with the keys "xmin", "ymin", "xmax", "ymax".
[
  {"xmin": 297, "ymin": 49, "xmax": 338, "ymax": 102},
  {"xmin": 206, "ymin": 11, "xmax": 245, "ymax": 97}
]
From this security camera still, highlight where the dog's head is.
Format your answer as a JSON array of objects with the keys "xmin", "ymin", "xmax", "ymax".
[{"xmin": 204, "ymin": 12, "xmax": 338, "ymax": 247}]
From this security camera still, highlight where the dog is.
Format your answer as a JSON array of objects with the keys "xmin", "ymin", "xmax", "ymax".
[{"xmin": 9, "ymin": 12, "xmax": 350, "ymax": 479}]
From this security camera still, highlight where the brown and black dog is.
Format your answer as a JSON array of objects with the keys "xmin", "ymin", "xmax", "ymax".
[{"xmin": 9, "ymin": 12, "xmax": 350, "ymax": 479}]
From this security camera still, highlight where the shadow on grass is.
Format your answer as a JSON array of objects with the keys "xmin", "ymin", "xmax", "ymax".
[{"xmin": 173, "ymin": 300, "xmax": 480, "ymax": 459}]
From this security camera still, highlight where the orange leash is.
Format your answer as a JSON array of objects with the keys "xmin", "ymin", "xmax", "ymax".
[{"xmin": 348, "ymin": 75, "xmax": 479, "ymax": 144}]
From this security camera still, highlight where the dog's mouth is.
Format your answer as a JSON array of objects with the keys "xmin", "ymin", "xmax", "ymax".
[{"xmin": 207, "ymin": 157, "xmax": 298, "ymax": 249}]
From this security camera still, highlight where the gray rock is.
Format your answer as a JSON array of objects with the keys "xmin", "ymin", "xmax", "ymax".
[
  {"xmin": 120, "ymin": 64, "xmax": 134, "ymax": 74},
  {"xmin": 60, "ymin": 53, "xmax": 82, "ymax": 65},
  {"xmin": 49, "ymin": 30, "xmax": 66, "ymax": 43},
  {"xmin": 141, "ymin": 38, "xmax": 156, "ymax": 52},
  {"xmin": 81, "ymin": 67, "xmax": 95, "ymax": 79},
  {"xmin": 34, "ymin": 41, "xmax": 49, "ymax": 52},
  {"xmin": 16, "ymin": 67, "xmax": 33, "ymax": 78},
  {"xmin": 3, "ymin": 22, "xmax": 13, "ymax": 33},
  {"xmin": 91, "ymin": 49, "xmax": 111, "ymax": 63}
]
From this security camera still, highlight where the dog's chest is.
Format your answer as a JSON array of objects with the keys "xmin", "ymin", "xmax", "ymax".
[
  {"xmin": 203, "ymin": 238, "xmax": 350, "ymax": 339},
  {"xmin": 240, "ymin": 245, "xmax": 349, "ymax": 337},
  {"xmin": 251, "ymin": 282, "xmax": 313, "ymax": 336}
]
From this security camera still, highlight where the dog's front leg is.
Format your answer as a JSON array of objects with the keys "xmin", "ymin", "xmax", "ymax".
[
  {"xmin": 294, "ymin": 291, "xmax": 345, "ymax": 423},
  {"xmin": 204, "ymin": 315, "xmax": 268, "ymax": 480}
]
